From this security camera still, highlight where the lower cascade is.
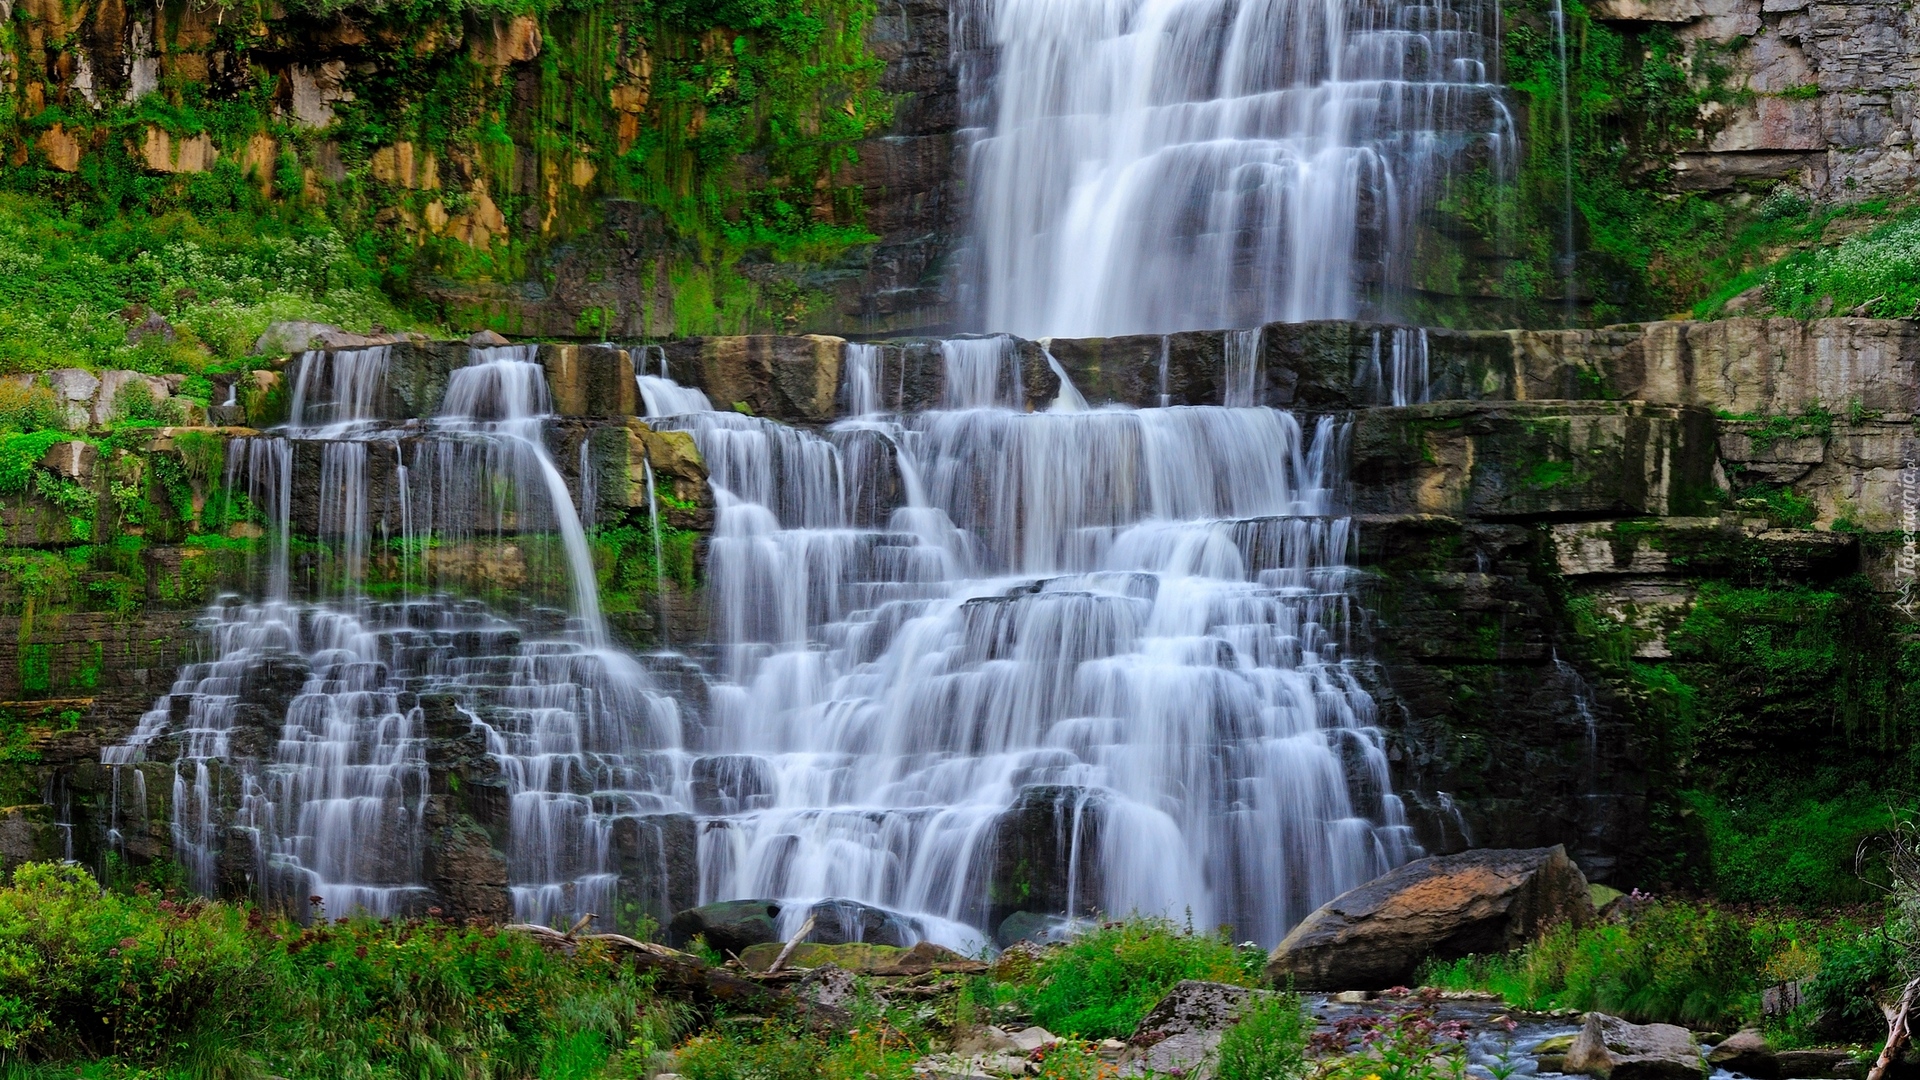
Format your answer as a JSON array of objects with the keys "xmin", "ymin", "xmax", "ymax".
[{"xmin": 106, "ymin": 336, "xmax": 1418, "ymax": 949}]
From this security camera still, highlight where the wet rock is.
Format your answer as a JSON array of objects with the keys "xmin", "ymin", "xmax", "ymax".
[
  {"xmin": 1535, "ymin": 1033, "xmax": 1578, "ymax": 1072},
  {"xmin": 1266, "ymin": 845, "xmax": 1595, "ymax": 990},
  {"xmin": 996, "ymin": 911, "xmax": 1079, "ymax": 947},
  {"xmin": 807, "ymin": 898, "xmax": 915, "ymax": 946},
  {"xmin": 689, "ymin": 755, "xmax": 773, "ymax": 814},
  {"xmin": 423, "ymin": 813, "xmax": 511, "ymax": 923},
  {"xmin": 668, "ymin": 898, "xmax": 782, "ymax": 955},
  {"xmin": 539, "ymin": 344, "xmax": 635, "ymax": 417},
  {"xmin": 1709, "ymin": 1030, "xmax": 1777, "ymax": 1079},
  {"xmin": 1564, "ymin": 1012, "xmax": 1705, "ymax": 1080},
  {"xmin": 990, "ymin": 784, "xmax": 1105, "ymax": 929},
  {"xmin": 610, "ymin": 812, "xmax": 698, "ymax": 934},
  {"xmin": 1349, "ymin": 401, "xmax": 1722, "ymax": 521},
  {"xmin": 659, "ymin": 335, "xmax": 844, "ymax": 426}
]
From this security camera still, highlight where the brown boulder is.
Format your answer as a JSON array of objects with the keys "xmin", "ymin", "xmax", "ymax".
[
  {"xmin": 1264, "ymin": 845, "xmax": 1595, "ymax": 989},
  {"xmin": 1565, "ymin": 1012, "xmax": 1704, "ymax": 1080}
]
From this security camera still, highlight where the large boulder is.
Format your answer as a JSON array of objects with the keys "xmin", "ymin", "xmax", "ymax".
[
  {"xmin": 1265, "ymin": 845, "xmax": 1595, "ymax": 990},
  {"xmin": 667, "ymin": 899, "xmax": 782, "ymax": 956},
  {"xmin": 1564, "ymin": 1012, "xmax": 1705, "ymax": 1080}
]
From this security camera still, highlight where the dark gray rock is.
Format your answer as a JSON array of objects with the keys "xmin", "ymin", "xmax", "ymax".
[
  {"xmin": 805, "ymin": 898, "xmax": 914, "ymax": 947},
  {"xmin": 668, "ymin": 899, "xmax": 783, "ymax": 955}
]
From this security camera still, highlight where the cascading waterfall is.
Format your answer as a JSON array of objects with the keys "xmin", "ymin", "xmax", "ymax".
[
  {"xmin": 643, "ymin": 340, "xmax": 1417, "ymax": 948},
  {"xmin": 110, "ymin": 324, "xmax": 1425, "ymax": 945},
  {"xmin": 109, "ymin": 345, "xmax": 682, "ymax": 925},
  {"xmin": 960, "ymin": 0, "xmax": 1516, "ymax": 337}
]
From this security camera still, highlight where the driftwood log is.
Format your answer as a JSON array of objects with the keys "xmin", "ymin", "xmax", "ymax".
[{"xmin": 1867, "ymin": 975, "xmax": 1920, "ymax": 1080}]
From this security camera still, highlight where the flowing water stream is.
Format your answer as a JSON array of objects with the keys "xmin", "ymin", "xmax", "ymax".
[{"xmin": 959, "ymin": 0, "xmax": 1517, "ymax": 336}]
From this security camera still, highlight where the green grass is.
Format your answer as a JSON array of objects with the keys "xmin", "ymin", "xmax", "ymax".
[
  {"xmin": 1696, "ymin": 203, "xmax": 1920, "ymax": 319},
  {"xmin": 0, "ymin": 862, "xmax": 671, "ymax": 1078},
  {"xmin": 1008, "ymin": 917, "xmax": 1262, "ymax": 1039},
  {"xmin": 1215, "ymin": 992, "xmax": 1311, "ymax": 1080}
]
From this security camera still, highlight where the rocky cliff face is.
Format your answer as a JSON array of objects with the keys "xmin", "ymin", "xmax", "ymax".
[{"xmin": 1588, "ymin": 0, "xmax": 1920, "ymax": 200}]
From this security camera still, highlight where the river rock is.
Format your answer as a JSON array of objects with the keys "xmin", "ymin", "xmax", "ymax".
[
  {"xmin": 667, "ymin": 899, "xmax": 782, "ymax": 955},
  {"xmin": 1265, "ymin": 845, "xmax": 1595, "ymax": 989},
  {"xmin": 1122, "ymin": 980, "xmax": 1267, "ymax": 1078},
  {"xmin": 1774, "ymin": 1050, "xmax": 1864, "ymax": 1079},
  {"xmin": 1564, "ymin": 1012, "xmax": 1705, "ymax": 1080},
  {"xmin": 1708, "ymin": 1030, "xmax": 1777, "ymax": 1078}
]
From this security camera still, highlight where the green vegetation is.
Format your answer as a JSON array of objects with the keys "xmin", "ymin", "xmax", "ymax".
[
  {"xmin": 1565, "ymin": 578, "xmax": 1920, "ymax": 901},
  {"xmin": 1697, "ymin": 202, "xmax": 1920, "ymax": 319},
  {"xmin": 0, "ymin": 193, "xmax": 416, "ymax": 374},
  {"xmin": 0, "ymin": 862, "xmax": 675, "ymax": 1078},
  {"xmin": 1216, "ymin": 991, "xmax": 1311, "ymax": 1080},
  {"xmin": 1423, "ymin": 898, "xmax": 1777, "ymax": 1027},
  {"xmin": 1008, "ymin": 917, "xmax": 1262, "ymax": 1039},
  {"xmin": 0, "ymin": 0, "xmax": 892, "ymax": 353}
]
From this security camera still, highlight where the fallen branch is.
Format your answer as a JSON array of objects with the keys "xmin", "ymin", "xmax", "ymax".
[
  {"xmin": 768, "ymin": 914, "xmax": 817, "ymax": 975},
  {"xmin": 503, "ymin": 921, "xmax": 850, "ymax": 1028},
  {"xmin": 1866, "ymin": 975, "xmax": 1920, "ymax": 1080}
]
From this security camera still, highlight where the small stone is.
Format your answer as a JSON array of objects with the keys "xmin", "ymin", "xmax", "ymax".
[
  {"xmin": 468, "ymin": 329, "xmax": 511, "ymax": 346},
  {"xmin": 1332, "ymin": 990, "xmax": 1372, "ymax": 1003},
  {"xmin": 1096, "ymin": 1039, "xmax": 1127, "ymax": 1062},
  {"xmin": 1005, "ymin": 1027, "xmax": 1056, "ymax": 1053}
]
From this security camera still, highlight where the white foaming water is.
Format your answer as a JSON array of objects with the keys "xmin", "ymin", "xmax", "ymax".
[
  {"xmin": 961, "ymin": 0, "xmax": 1515, "ymax": 337},
  {"xmin": 640, "ymin": 374, "xmax": 715, "ymax": 417},
  {"xmin": 111, "ymin": 345, "xmax": 682, "ymax": 925},
  {"xmin": 1358, "ymin": 325, "xmax": 1431, "ymax": 405},
  {"xmin": 650, "ymin": 342, "xmax": 1416, "ymax": 947}
]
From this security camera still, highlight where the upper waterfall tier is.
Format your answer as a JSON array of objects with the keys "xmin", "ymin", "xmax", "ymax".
[{"xmin": 960, "ymin": 0, "xmax": 1513, "ymax": 337}]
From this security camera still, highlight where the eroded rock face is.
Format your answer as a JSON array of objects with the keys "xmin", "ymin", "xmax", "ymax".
[
  {"xmin": 1265, "ymin": 845, "xmax": 1595, "ymax": 990},
  {"xmin": 1564, "ymin": 1013, "xmax": 1705, "ymax": 1080}
]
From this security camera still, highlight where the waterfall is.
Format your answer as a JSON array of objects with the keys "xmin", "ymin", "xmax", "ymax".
[
  {"xmin": 111, "ymin": 334, "xmax": 1417, "ymax": 947},
  {"xmin": 109, "ymin": 344, "xmax": 681, "ymax": 925},
  {"xmin": 649, "ymin": 342, "xmax": 1415, "ymax": 948},
  {"xmin": 961, "ymin": 0, "xmax": 1516, "ymax": 337},
  {"xmin": 1359, "ymin": 326, "xmax": 1431, "ymax": 406}
]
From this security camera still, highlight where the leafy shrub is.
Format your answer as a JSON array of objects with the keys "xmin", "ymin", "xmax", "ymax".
[
  {"xmin": 672, "ymin": 1021, "xmax": 917, "ymax": 1080},
  {"xmin": 1015, "ymin": 918, "xmax": 1258, "ymax": 1039},
  {"xmin": 1215, "ymin": 991, "xmax": 1309, "ymax": 1080},
  {"xmin": 1800, "ymin": 931, "xmax": 1901, "ymax": 1043},
  {"xmin": 0, "ymin": 380, "xmax": 67, "ymax": 433},
  {"xmin": 1422, "ymin": 899, "xmax": 1762, "ymax": 1028}
]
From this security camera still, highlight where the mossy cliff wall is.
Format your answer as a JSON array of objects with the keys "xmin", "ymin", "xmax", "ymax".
[{"xmin": 0, "ymin": 0, "xmax": 955, "ymax": 340}]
